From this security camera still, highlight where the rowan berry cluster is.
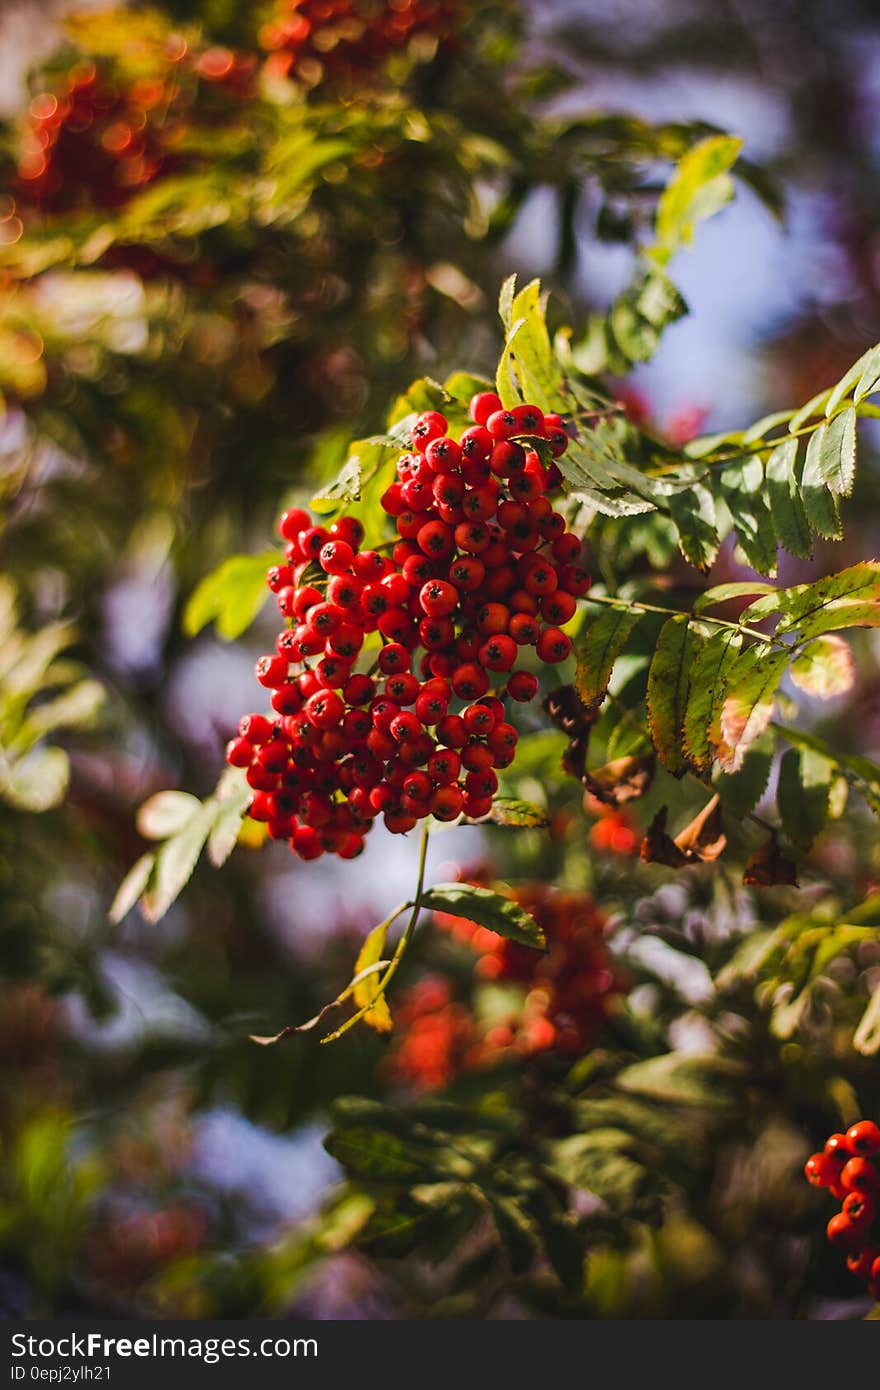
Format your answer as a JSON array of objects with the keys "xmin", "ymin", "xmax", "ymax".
[
  {"xmin": 804, "ymin": 1119, "xmax": 880, "ymax": 1299},
  {"xmin": 17, "ymin": 63, "xmax": 173, "ymax": 214},
  {"xmin": 389, "ymin": 883, "xmax": 622, "ymax": 1091},
  {"xmin": 226, "ymin": 392, "xmax": 588, "ymax": 860},
  {"xmin": 260, "ymin": 0, "xmax": 459, "ymax": 85},
  {"xmin": 17, "ymin": 47, "xmax": 253, "ymax": 218}
]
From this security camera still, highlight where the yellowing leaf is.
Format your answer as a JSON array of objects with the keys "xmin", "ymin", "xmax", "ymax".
[{"xmin": 790, "ymin": 635, "xmax": 855, "ymax": 698}]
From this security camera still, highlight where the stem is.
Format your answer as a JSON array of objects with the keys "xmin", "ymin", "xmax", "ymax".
[
  {"xmin": 321, "ymin": 819, "xmax": 431, "ymax": 1043},
  {"xmin": 649, "ymin": 413, "xmax": 847, "ymax": 477},
  {"xmin": 582, "ymin": 591, "xmax": 791, "ymax": 653}
]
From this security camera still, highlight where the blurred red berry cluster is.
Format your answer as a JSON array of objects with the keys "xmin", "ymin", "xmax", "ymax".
[
  {"xmin": 260, "ymin": 0, "xmax": 459, "ymax": 84},
  {"xmin": 15, "ymin": 39, "xmax": 255, "ymax": 219},
  {"xmin": 388, "ymin": 881, "xmax": 623, "ymax": 1091},
  {"xmin": 805, "ymin": 1119, "xmax": 880, "ymax": 1298}
]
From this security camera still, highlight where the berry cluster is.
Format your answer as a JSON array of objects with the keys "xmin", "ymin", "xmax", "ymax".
[
  {"xmin": 388, "ymin": 881, "xmax": 622, "ymax": 1091},
  {"xmin": 227, "ymin": 393, "xmax": 587, "ymax": 861},
  {"xmin": 17, "ymin": 62, "xmax": 174, "ymax": 214},
  {"xmin": 805, "ymin": 1119, "xmax": 880, "ymax": 1299},
  {"xmin": 16, "ymin": 48, "xmax": 253, "ymax": 219},
  {"xmin": 260, "ymin": 0, "xmax": 458, "ymax": 85}
]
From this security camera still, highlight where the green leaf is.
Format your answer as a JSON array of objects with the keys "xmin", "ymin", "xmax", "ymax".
[
  {"xmin": 716, "ymin": 646, "xmax": 789, "ymax": 773},
  {"xmin": 683, "ymin": 627, "xmax": 744, "ymax": 774},
  {"xmin": 206, "ymin": 771, "xmax": 250, "ymax": 868},
  {"xmin": 485, "ymin": 797, "xmax": 549, "ymax": 828},
  {"xmin": 765, "ymin": 438, "xmax": 812, "ymax": 560},
  {"xmin": 498, "ymin": 274, "xmax": 516, "ymax": 333},
  {"xmin": 109, "ymin": 852, "xmax": 155, "ymax": 925},
  {"xmin": 819, "ymin": 407, "xmax": 857, "ymax": 496},
  {"xmin": 136, "ymin": 790, "xmax": 203, "ymax": 840},
  {"xmin": 713, "ymin": 730, "xmax": 773, "ymax": 818},
  {"xmin": 183, "ymin": 551, "xmax": 276, "ymax": 641},
  {"xmin": 646, "ymin": 615, "xmax": 700, "ymax": 776},
  {"xmin": 325, "ymin": 1128, "xmax": 428, "ymax": 1183},
  {"xmin": 800, "ymin": 426, "xmax": 842, "ymax": 540},
  {"xmin": 694, "ymin": 581, "xmax": 775, "ymax": 613},
  {"xmin": 141, "ymin": 801, "xmax": 218, "ymax": 925},
  {"xmin": 616, "ymin": 1053, "xmax": 743, "ymax": 1110},
  {"xmin": 545, "ymin": 1131, "xmax": 655, "ymax": 1217},
  {"xmin": 667, "ymin": 482, "xmax": 719, "ymax": 570},
  {"xmin": 421, "ymin": 883, "xmax": 545, "ymax": 950},
  {"xmin": 575, "ymin": 606, "xmax": 641, "ymax": 712},
  {"xmin": 778, "ymin": 747, "xmax": 833, "ymax": 850},
  {"xmin": 0, "ymin": 746, "xmax": 69, "ymax": 812},
  {"xmin": 718, "ymin": 456, "xmax": 778, "ymax": 576},
  {"xmin": 759, "ymin": 561, "xmax": 880, "ymax": 640},
  {"xmin": 853, "ymin": 342, "xmax": 880, "ymax": 403},
  {"xmin": 652, "ymin": 135, "xmax": 743, "ymax": 265}
]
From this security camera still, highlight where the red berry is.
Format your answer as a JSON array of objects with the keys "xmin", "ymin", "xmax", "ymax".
[
  {"xmin": 469, "ymin": 391, "xmax": 502, "ymax": 425},
  {"xmin": 507, "ymin": 670, "xmax": 539, "ymax": 703},
  {"xmin": 278, "ymin": 507, "xmax": 311, "ymax": 540},
  {"xmin": 827, "ymin": 1212, "xmax": 859, "ymax": 1250},
  {"xmin": 255, "ymin": 654, "xmax": 289, "ymax": 689},
  {"xmin": 847, "ymin": 1121, "xmax": 880, "ymax": 1157},
  {"xmin": 419, "ymin": 579, "xmax": 458, "ymax": 618},
  {"xmin": 226, "ymin": 736, "xmax": 255, "ymax": 768},
  {"xmin": 842, "ymin": 1190, "xmax": 876, "ymax": 1229},
  {"xmin": 841, "ymin": 1157, "xmax": 880, "ymax": 1193},
  {"xmin": 536, "ymin": 627, "xmax": 571, "ymax": 663}
]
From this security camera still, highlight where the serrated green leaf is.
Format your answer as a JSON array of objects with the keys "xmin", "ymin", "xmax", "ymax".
[
  {"xmin": 646, "ymin": 614, "xmax": 700, "ymax": 776},
  {"xmin": 713, "ymin": 730, "xmax": 773, "ymax": 818},
  {"xmin": 800, "ymin": 426, "xmax": 842, "ymax": 540},
  {"xmin": 819, "ymin": 407, "xmax": 857, "ymax": 496},
  {"xmin": 616, "ymin": 1053, "xmax": 743, "ymax": 1110},
  {"xmin": 718, "ymin": 456, "xmax": 778, "ymax": 575},
  {"xmin": 853, "ymin": 342, "xmax": 880, "ymax": 403},
  {"xmin": 575, "ymin": 606, "xmax": 641, "ymax": 712},
  {"xmin": 769, "ymin": 561, "xmax": 880, "ymax": 640},
  {"xmin": 683, "ymin": 627, "xmax": 743, "ymax": 774},
  {"xmin": 421, "ymin": 883, "xmax": 545, "ymax": 950},
  {"xmin": 765, "ymin": 438, "xmax": 812, "ymax": 560},
  {"xmin": 778, "ymin": 747, "xmax": 833, "ymax": 850},
  {"xmin": 667, "ymin": 482, "xmax": 719, "ymax": 570}
]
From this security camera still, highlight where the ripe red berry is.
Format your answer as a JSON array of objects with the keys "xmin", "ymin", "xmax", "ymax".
[
  {"xmin": 847, "ymin": 1121, "xmax": 880, "ymax": 1156},
  {"xmin": 255, "ymin": 654, "xmax": 289, "ymax": 689},
  {"xmin": 469, "ymin": 391, "xmax": 502, "ymax": 425},
  {"xmin": 827, "ymin": 1212, "xmax": 859, "ymax": 1250},
  {"xmin": 319, "ymin": 539, "xmax": 355, "ymax": 574},
  {"xmin": 841, "ymin": 1157, "xmax": 880, "ymax": 1193},
  {"xmin": 536, "ymin": 627, "xmax": 572, "ymax": 664},
  {"xmin": 842, "ymin": 1190, "xmax": 876, "ymax": 1230},
  {"xmin": 419, "ymin": 579, "xmax": 458, "ymax": 617},
  {"xmin": 507, "ymin": 670, "xmax": 539, "ymax": 702},
  {"xmin": 278, "ymin": 507, "xmax": 311, "ymax": 540},
  {"xmin": 226, "ymin": 736, "xmax": 255, "ymax": 768}
]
